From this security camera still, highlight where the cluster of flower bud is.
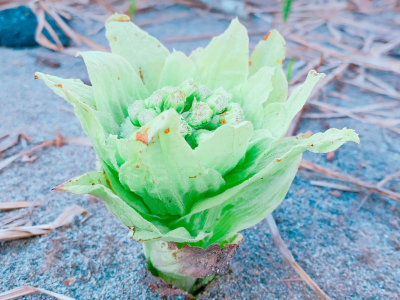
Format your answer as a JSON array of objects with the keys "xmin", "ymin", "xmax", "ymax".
[{"xmin": 120, "ymin": 79, "xmax": 245, "ymax": 145}]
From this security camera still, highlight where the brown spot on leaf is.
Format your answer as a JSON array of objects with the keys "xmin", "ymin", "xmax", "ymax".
[
  {"xmin": 152, "ymin": 180, "xmax": 155, "ymax": 184},
  {"xmin": 55, "ymin": 83, "xmax": 63, "ymax": 88},
  {"xmin": 164, "ymin": 128, "xmax": 170, "ymax": 134},
  {"xmin": 105, "ymin": 179, "xmax": 112, "ymax": 190},
  {"xmin": 189, "ymin": 176, "xmax": 197, "ymax": 178},
  {"xmin": 136, "ymin": 128, "xmax": 149, "ymax": 145},
  {"xmin": 262, "ymin": 31, "xmax": 271, "ymax": 41},
  {"xmin": 136, "ymin": 164, "xmax": 139, "ymax": 168},
  {"xmin": 219, "ymin": 119, "xmax": 226, "ymax": 124},
  {"xmin": 282, "ymin": 59, "xmax": 285, "ymax": 65},
  {"xmin": 276, "ymin": 159, "xmax": 281, "ymax": 162},
  {"xmin": 139, "ymin": 67, "xmax": 144, "ymax": 83},
  {"xmin": 118, "ymin": 77, "xmax": 120, "ymax": 80},
  {"xmin": 157, "ymin": 44, "xmax": 160, "ymax": 48},
  {"xmin": 248, "ymin": 61, "xmax": 252, "ymax": 66},
  {"xmin": 310, "ymin": 70, "xmax": 319, "ymax": 76},
  {"xmin": 114, "ymin": 37, "xmax": 117, "ymax": 41},
  {"xmin": 34, "ymin": 75, "xmax": 38, "ymax": 79},
  {"xmin": 116, "ymin": 16, "xmax": 130, "ymax": 22}
]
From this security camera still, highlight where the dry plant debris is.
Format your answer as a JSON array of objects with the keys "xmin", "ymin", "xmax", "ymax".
[
  {"xmin": 0, "ymin": 286, "xmax": 75, "ymax": 300},
  {"xmin": 0, "ymin": 130, "xmax": 91, "ymax": 172},
  {"xmin": 266, "ymin": 214, "xmax": 332, "ymax": 300},
  {"xmin": 0, "ymin": 204, "xmax": 87, "ymax": 242},
  {"xmin": 0, "ymin": 201, "xmax": 41, "ymax": 211}
]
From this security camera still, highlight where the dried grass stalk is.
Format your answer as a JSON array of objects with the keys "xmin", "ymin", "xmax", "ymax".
[
  {"xmin": 0, "ymin": 286, "xmax": 75, "ymax": 300},
  {"xmin": 0, "ymin": 205, "xmax": 87, "ymax": 242}
]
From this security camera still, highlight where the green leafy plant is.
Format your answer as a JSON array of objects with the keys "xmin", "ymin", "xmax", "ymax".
[{"xmin": 36, "ymin": 13, "xmax": 359, "ymax": 293}]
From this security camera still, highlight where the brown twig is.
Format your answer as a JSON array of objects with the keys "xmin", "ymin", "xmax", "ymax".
[
  {"xmin": 0, "ymin": 205, "xmax": 87, "ymax": 242},
  {"xmin": 300, "ymin": 159, "xmax": 400, "ymax": 202},
  {"xmin": 266, "ymin": 215, "xmax": 332, "ymax": 300},
  {"xmin": 0, "ymin": 201, "xmax": 41, "ymax": 211},
  {"xmin": 0, "ymin": 286, "xmax": 75, "ymax": 300}
]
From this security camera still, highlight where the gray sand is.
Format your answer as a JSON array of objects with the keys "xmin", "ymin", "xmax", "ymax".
[{"xmin": 1, "ymin": 4, "xmax": 400, "ymax": 299}]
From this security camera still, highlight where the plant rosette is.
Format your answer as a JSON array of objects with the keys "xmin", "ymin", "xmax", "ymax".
[{"xmin": 36, "ymin": 13, "xmax": 359, "ymax": 295}]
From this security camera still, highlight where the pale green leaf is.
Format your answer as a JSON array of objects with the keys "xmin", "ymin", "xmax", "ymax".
[
  {"xmin": 264, "ymin": 66, "xmax": 288, "ymax": 106},
  {"xmin": 189, "ymin": 47, "xmax": 204, "ymax": 64},
  {"xmin": 105, "ymin": 13, "xmax": 170, "ymax": 93},
  {"xmin": 119, "ymin": 109, "xmax": 225, "ymax": 216},
  {"xmin": 79, "ymin": 51, "xmax": 149, "ymax": 126},
  {"xmin": 35, "ymin": 73, "xmax": 96, "ymax": 109},
  {"xmin": 195, "ymin": 18, "xmax": 249, "ymax": 90},
  {"xmin": 262, "ymin": 70, "xmax": 325, "ymax": 138},
  {"xmin": 194, "ymin": 121, "xmax": 253, "ymax": 175},
  {"xmin": 179, "ymin": 127, "xmax": 359, "ymax": 223},
  {"xmin": 249, "ymin": 29, "xmax": 286, "ymax": 77},
  {"xmin": 158, "ymin": 50, "xmax": 199, "ymax": 88},
  {"xmin": 232, "ymin": 66, "xmax": 275, "ymax": 130}
]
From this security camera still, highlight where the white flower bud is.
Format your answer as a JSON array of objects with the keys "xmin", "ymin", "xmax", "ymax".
[
  {"xmin": 218, "ymin": 103, "xmax": 245, "ymax": 125},
  {"xmin": 145, "ymin": 90, "xmax": 166, "ymax": 110},
  {"xmin": 188, "ymin": 98, "xmax": 213, "ymax": 128},
  {"xmin": 128, "ymin": 100, "xmax": 145, "ymax": 126},
  {"xmin": 179, "ymin": 79, "xmax": 198, "ymax": 98},
  {"xmin": 179, "ymin": 116, "xmax": 193, "ymax": 137},
  {"xmin": 163, "ymin": 87, "xmax": 186, "ymax": 113},
  {"xmin": 138, "ymin": 108, "xmax": 159, "ymax": 126},
  {"xmin": 194, "ymin": 85, "xmax": 211, "ymax": 101},
  {"xmin": 204, "ymin": 87, "xmax": 231, "ymax": 114}
]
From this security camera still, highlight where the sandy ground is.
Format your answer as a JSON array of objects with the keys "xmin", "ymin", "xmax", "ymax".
[{"xmin": 1, "ymin": 4, "xmax": 400, "ymax": 300}]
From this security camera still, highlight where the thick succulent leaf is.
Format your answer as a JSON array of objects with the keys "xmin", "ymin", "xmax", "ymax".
[
  {"xmin": 119, "ymin": 109, "xmax": 225, "ymax": 216},
  {"xmin": 158, "ymin": 50, "xmax": 199, "ymax": 88},
  {"xmin": 249, "ymin": 29, "xmax": 286, "ymax": 77},
  {"xmin": 175, "ymin": 127, "xmax": 359, "ymax": 239},
  {"xmin": 79, "ymin": 51, "xmax": 149, "ymax": 126},
  {"xmin": 262, "ymin": 70, "xmax": 325, "ymax": 139},
  {"xmin": 35, "ymin": 73, "xmax": 96, "ymax": 109},
  {"xmin": 194, "ymin": 121, "xmax": 253, "ymax": 175},
  {"xmin": 105, "ymin": 13, "xmax": 170, "ymax": 93},
  {"xmin": 195, "ymin": 18, "xmax": 249, "ymax": 90},
  {"xmin": 231, "ymin": 66, "xmax": 274, "ymax": 130}
]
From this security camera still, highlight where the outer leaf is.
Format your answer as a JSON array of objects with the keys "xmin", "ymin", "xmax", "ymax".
[
  {"xmin": 158, "ymin": 50, "xmax": 199, "ymax": 88},
  {"xmin": 119, "ymin": 109, "xmax": 225, "ymax": 216},
  {"xmin": 231, "ymin": 66, "xmax": 274, "ymax": 130},
  {"xmin": 249, "ymin": 29, "xmax": 286, "ymax": 76},
  {"xmin": 79, "ymin": 51, "xmax": 149, "ymax": 126},
  {"xmin": 194, "ymin": 122, "xmax": 253, "ymax": 175},
  {"xmin": 206, "ymin": 155, "xmax": 301, "ymax": 244},
  {"xmin": 35, "ymin": 73, "xmax": 96, "ymax": 109},
  {"xmin": 55, "ymin": 171, "xmax": 160, "ymax": 237},
  {"xmin": 105, "ymin": 13, "xmax": 170, "ymax": 93},
  {"xmin": 54, "ymin": 171, "xmax": 212, "ymax": 243},
  {"xmin": 262, "ymin": 70, "xmax": 325, "ymax": 139},
  {"xmin": 195, "ymin": 18, "xmax": 249, "ymax": 90},
  {"xmin": 175, "ymin": 127, "xmax": 359, "ymax": 241}
]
